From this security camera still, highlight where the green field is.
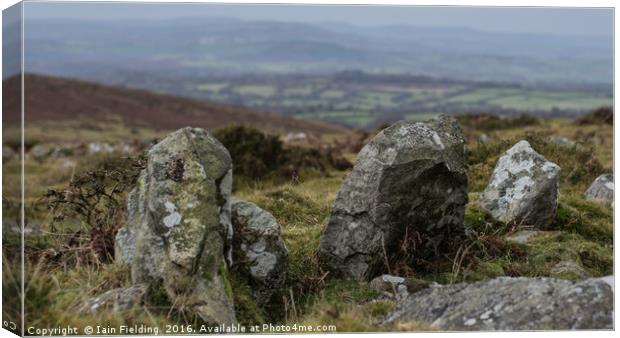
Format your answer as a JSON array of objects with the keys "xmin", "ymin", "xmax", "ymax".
[{"xmin": 171, "ymin": 75, "xmax": 613, "ymax": 129}]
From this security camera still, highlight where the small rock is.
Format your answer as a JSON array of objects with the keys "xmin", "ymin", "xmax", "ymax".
[
  {"xmin": 88, "ymin": 142, "xmax": 114, "ymax": 154},
  {"xmin": 319, "ymin": 116, "xmax": 468, "ymax": 280},
  {"xmin": 3, "ymin": 146, "xmax": 16, "ymax": 161},
  {"xmin": 385, "ymin": 276, "xmax": 612, "ymax": 330},
  {"xmin": 505, "ymin": 230, "xmax": 539, "ymax": 244},
  {"xmin": 231, "ymin": 199, "xmax": 288, "ymax": 305},
  {"xmin": 584, "ymin": 174, "xmax": 613, "ymax": 206},
  {"xmin": 78, "ymin": 284, "xmax": 147, "ymax": 314},
  {"xmin": 548, "ymin": 135, "xmax": 576, "ymax": 147},
  {"xmin": 478, "ymin": 140, "xmax": 560, "ymax": 228},
  {"xmin": 370, "ymin": 275, "xmax": 433, "ymax": 301},
  {"xmin": 478, "ymin": 133, "xmax": 491, "ymax": 143},
  {"xmin": 550, "ymin": 260, "xmax": 590, "ymax": 280}
]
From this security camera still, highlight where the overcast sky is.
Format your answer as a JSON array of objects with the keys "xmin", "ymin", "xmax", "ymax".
[{"xmin": 23, "ymin": 2, "xmax": 613, "ymax": 37}]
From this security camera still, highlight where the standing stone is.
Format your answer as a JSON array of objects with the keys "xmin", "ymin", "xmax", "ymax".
[
  {"xmin": 584, "ymin": 174, "xmax": 613, "ymax": 206},
  {"xmin": 231, "ymin": 200, "xmax": 288, "ymax": 305},
  {"xmin": 114, "ymin": 127, "xmax": 236, "ymax": 325},
  {"xmin": 319, "ymin": 116, "xmax": 468, "ymax": 280},
  {"xmin": 384, "ymin": 276, "xmax": 613, "ymax": 330},
  {"xmin": 478, "ymin": 140, "xmax": 560, "ymax": 228}
]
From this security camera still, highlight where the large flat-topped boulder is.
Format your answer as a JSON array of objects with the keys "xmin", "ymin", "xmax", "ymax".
[
  {"xmin": 115, "ymin": 127, "xmax": 236, "ymax": 325},
  {"xmin": 384, "ymin": 276, "xmax": 613, "ymax": 330},
  {"xmin": 478, "ymin": 140, "xmax": 560, "ymax": 228},
  {"xmin": 319, "ymin": 116, "xmax": 468, "ymax": 280}
]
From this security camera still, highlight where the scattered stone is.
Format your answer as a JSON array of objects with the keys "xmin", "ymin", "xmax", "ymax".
[
  {"xmin": 550, "ymin": 260, "xmax": 590, "ymax": 280},
  {"xmin": 385, "ymin": 276, "xmax": 612, "ymax": 330},
  {"xmin": 505, "ymin": 230, "xmax": 539, "ymax": 244},
  {"xmin": 114, "ymin": 127, "xmax": 236, "ymax": 325},
  {"xmin": 478, "ymin": 140, "xmax": 560, "ymax": 228},
  {"xmin": 88, "ymin": 142, "xmax": 114, "ymax": 154},
  {"xmin": 584, "ymin": 174, "xmax": 613, "ymax": 206},
  {"xmin": 29, "ymin": 144, "xmax": 73, "ymax": 160},
  {"xmin": 231, "ymin": 199, "xmax": 288, "ymax": 304},
  {"xmin": 370, "ymin": 275, "xmax": 432, "ymax": 300},
  {"xmin": 319, "ymin": 116, "xmax": 468, "ymax": 280},
  {"xmin": 548, "ymin": 135, "xmax": 576, "ymax": 147},
  {"xmin": 2, "ymin": 146, "xmax": 16, "ymax": 161},
  {"xmin": 78, "ymin": 284, "xmax": 147, "ymax": 314},
  {"xmin": 478, "ymin": 133, "xmax": 490, "ymax": 143}
]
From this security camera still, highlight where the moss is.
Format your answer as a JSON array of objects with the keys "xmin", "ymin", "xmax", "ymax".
[
  {"xmin": 463, "ymin": 261, "xmax": 505, "ymax": 282},
  {"xmin": 515, "ymin": 232, "xmax": 612, "ymax": 277},
  {"xmin": 219, "ymin": 263, "xmax": 234, "ymax": 299},
  {"xmin": 228, "ymin": 272, "xmax": 265, "ymax": 326}
]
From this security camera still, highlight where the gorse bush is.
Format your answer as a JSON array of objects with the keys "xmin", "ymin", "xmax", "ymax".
[
  {"xmin": 213, "ymin": 126, "xmax": 351, "ymax": 182},
  {"xmin": 455, "ymin": 113, "xmax": 540, "ymax": 132},
  {"xmin": 44, "ymin": 155, "xmax": 145, "ymax": 266},
  {"xmin": 575, "ymin": 106, "xmax": 613, "ymax": 125},
  {"xmin": 213, "ymin": 126, "xmax": 284, "ymax": 179}
]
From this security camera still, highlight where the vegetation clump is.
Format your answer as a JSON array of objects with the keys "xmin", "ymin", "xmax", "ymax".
[
  {"xmin": 575, "ymin": 106, "xmax": 613, "ymax": 125},
  {"xmin": 213, "ymin": 126, "xmax": 351, "ymax": 183},
  {"xmin": 43, "ymin": 155, "xmax": 145, "ymax": 266},
  {"xmin": 455, "ymin": 113, "xmax": 540, "ymax": 132}
]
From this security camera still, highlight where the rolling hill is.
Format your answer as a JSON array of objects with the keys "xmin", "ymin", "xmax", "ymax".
[{"xmin": 2, "ymin": 73, "xmax": 351, "ymax": 137}]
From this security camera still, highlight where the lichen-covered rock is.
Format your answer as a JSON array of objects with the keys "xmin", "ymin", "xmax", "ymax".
[
  {"xmin": 478, "ymin": 140, "xmax": 560, "ymax": 228},
  {"xmin": 385, "ymin": 276, "xmax": 613, "ymax": 330},
  {"xmin": 319, "ymin": 116, "xmax": 468, "ymax": 280},
  {"xmin": 231, "ymin": 199, "xmax": 288, "ymax": 304},
  {"xmin": 114, "ymin": 127, "xmax": 236, "ymax": 325},
  {"xmin": 78, "ymin": 284, "xmax": 147, "ymax": 314},
  {"xmin": 584, "ymin": 174, "xmax": 613, "ymax": 206}
]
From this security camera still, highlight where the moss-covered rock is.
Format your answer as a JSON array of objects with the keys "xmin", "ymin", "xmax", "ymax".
[{"xmin": 114, "ymin": 127, "xmax": 236, "ymax": 325}]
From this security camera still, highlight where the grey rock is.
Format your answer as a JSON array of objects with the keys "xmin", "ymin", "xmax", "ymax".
[
  {"xmin": 550, "ymin": 260, "xmax": 590, "ymax": 280},
  {"xmin": 231, "ymin": 199, "xmax": 288, "ymax": 304},
  {"xmin": 478, "ymin": 140, "xmax": 560, "ymax": 228},
  {"xmin": 478, "ymin": 133, "xmax": 491, "ymax": 144},
  {"xmin": 78, "ymin": 284, "xmax": 147, "ymax": 314},
  {"xmin": 385, "ymin": 276, "xmax": 613, "ymax": 330},
  {"xmin": 596, "ymin": 276, "xmax": 614, "ymax": 291},
  {"xmin": 2, "ymin": 146, "xmax": 16, "ymax": 161},
  {"xmin": 548, "ymin": 135, "xmax": 576, "ymax": 147},
  {"xmin": 29, "ymin": 144, "xmax": 73, "ymax": 160},
  {"xmin": 319, "ymin": 116, "xmax": 468, "ymax": 280},
  {"xmin": 369, "ymin": 275, "xmax": 432, "ymax": 300},
  {"xmin": 87, "ymin": 142, "xmax": 114, "ymax": 154},
  {"xmin": 114, "ymin": 127, "xmax": 236, "ymax": 325},
  {"xmin": 584, "ymin": 174, "xmax": 613, "ymax": 206},
  {"xmin": 505, "ymin": 230, "xmax": 539, "ymax": 244}
]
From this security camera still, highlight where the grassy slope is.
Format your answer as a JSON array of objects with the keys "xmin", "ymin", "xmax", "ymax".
[{"xmin": 4, "ymin": 117, "xmax": 612, "ymax": 332}]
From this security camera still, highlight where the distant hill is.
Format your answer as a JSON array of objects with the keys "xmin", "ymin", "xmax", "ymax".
[
  {"xmin": 2, "ymin": 73, "xmax": 351, "ymax": 136},
  {"xmin": 18, "ymin": 17, "xmax": 612, "ymax": 85}
]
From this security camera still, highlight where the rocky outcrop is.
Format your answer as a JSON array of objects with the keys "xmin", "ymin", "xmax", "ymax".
[
  {"xmin": 584, "ymin": 174, "xmax": 613, "ymax": 206},
  {"xmin": 319, "ymin": 116, "xmax": 468, "ymax": 280},
  {"xmin": 478, "ymin": 140, "xmax": 560, "ymax": 228},
  {"xmin": 78, "ymin": 284, "xmax": 147, "ymax": 314},
  {"xmin": 385, "ymin": 276, "xmax": 613, "ymax": 330},
  {"xmin": 231, "ymin": 200, "xmax": 288, "ymax": 304},
  {"xmin": 114, "ymin": 127, "xmax": 236, "ymax": 325}
]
